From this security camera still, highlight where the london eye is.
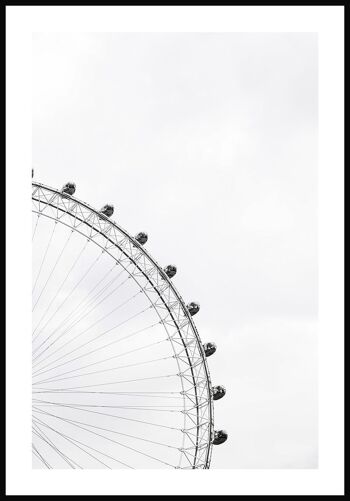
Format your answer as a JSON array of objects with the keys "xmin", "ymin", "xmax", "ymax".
[{"xmin": 32, "ymin": 174, "xmax": 227, "ymax": 469}]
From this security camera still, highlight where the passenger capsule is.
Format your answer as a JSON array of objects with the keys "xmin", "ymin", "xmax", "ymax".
[
  {"xmin": 100, "ymin": 204, "xmax": 114, "ymax": 217},
  {"xmin": 164, "ymin": 264, "xmax": 177, "ymax": 278},
  {"xmin": 213, "ymin": 429, "xmax": 228, "ymax": 445},
  {"xmin": 203, "ymin": 342, "xmax": 217, "ymax": 357},
  {"xmin": 213, "ymin": 385, "xmax": 226, "ymax": 401},
  {"xmin": 135, "ymin": 232, "xmax": 148, "ymax": 245},
  {"xmin": 187, "ymin": 301, "xmax": 200, "ymax": 316},
  {"xmin": 61, "ymin": 182, "xmax": 76, "ymax": 195}
]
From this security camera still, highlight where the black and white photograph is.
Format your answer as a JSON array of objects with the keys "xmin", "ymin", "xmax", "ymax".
[
  {"xmin": 31, "ymin": 30, "xmax": 318, "ymax": 471},
  {"xmin": 6, "ymin": 4, "xmax": 344, "ymax": 496}
]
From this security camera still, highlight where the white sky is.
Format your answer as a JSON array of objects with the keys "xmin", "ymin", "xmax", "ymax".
[{"xmin": 32, "ymin": 32, "xmax": 318, "ymax": 469}]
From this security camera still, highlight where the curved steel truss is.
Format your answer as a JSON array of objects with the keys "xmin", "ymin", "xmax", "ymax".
[{"xmin": 32, "ymin": 182, "xmax": 214, "ymax": 469}]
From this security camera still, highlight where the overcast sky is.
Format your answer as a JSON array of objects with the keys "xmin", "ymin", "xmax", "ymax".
[{"xmin": 32, "ymin": 32, "xmax": 318, "ymax": 469}]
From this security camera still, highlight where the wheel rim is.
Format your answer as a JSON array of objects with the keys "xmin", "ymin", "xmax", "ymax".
[{"xmin": 32, "ymin": 182, "xmax": 214, "ymax": 469}]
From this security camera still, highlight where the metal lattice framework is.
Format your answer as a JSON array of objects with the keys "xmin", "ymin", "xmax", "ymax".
[{"xmin": 32, "ymin": 182, "xmax": 215, "ymax": 469}]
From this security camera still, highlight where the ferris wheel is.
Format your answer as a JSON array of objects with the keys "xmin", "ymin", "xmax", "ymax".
[{"xmin": 32, "ymin": 174, "xmax": 227, "ymax": 469}]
